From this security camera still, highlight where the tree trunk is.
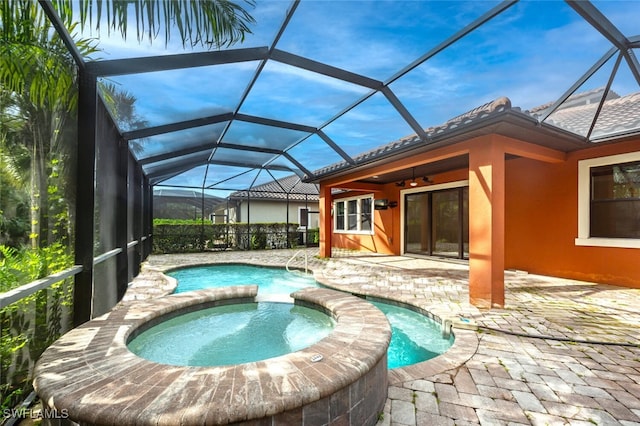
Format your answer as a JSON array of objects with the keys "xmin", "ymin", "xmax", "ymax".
[
  {"xmin": 28, "ymin": 109, "xmax": 50, "ymax": 249},
  {"xmin": 30, "ymin": 142, "xmax": 40, "ymax": 250}
]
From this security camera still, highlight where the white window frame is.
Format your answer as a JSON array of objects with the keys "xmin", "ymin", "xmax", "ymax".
[
  {"xmin": 576, "ymin": 151, "xmax": 640, "ymax": 248},
  {"xmin": 333, "ymin": 194, "xmax": 374, "ymax": 235}
]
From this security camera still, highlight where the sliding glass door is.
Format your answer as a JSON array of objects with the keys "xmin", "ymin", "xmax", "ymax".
[
  {"xmin": 405, "ymin": 192, "xmax": 429, "ymax": 255},
  {"xmin": 404, "ymin": 187, "xmax": 468, "ymax": 259}
]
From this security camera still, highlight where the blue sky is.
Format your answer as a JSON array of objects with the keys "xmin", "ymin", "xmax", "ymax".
[{"xmin": 76, "ymin": 0, "xmax": 640, "ymax": 193}]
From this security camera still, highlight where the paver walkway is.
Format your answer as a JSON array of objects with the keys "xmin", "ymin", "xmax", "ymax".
[{"xmin": 127, "ymin": 248, "xmax": 640, "ymax": 426}]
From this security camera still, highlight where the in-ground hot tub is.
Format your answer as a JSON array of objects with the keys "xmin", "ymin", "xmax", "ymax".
[
  {"xmin": 127, "ymin": 300, "xmax": 337, "ymax": 367},
  {"xmin": 33, "ymin": 286, "xmax": 391, "ymax": 425}
]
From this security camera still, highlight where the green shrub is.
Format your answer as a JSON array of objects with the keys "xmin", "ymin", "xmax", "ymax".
[
  {"xmin": 309, "ymin": 228, "xmax": 320, "ymax": 244},
  {"xmin": 250, "ymin": 229, "xmax": 267, "ymax": 250},
  {"xmin": 0, "ymin": 244, "xmax": 74, "ymax": 412},
  {"xmin": 152, "ymin": 221, "xmax": 299, "ymax": 253},
  {"xmin": 0, "ymin": 243, "xmax": 72, "ymax": 292}
]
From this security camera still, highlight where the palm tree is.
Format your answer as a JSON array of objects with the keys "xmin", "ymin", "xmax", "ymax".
[
  {"xmin": 99, "ymin": 82, "xmax": 148, "ymax": 132},
  {"xmin": 1, "ymin": 1, "xmax": 99, "ymax": 248}
]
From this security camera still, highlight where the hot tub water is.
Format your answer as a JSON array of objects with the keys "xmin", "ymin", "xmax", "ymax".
[{"xmin": 128, "ymin": 302, "xmax": 335, "ymax": 366}]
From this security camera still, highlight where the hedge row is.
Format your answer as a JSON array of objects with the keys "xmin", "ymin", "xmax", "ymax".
[{"xmin": 152, "ymin": 222, "xmax": 304, "ymax": 253}]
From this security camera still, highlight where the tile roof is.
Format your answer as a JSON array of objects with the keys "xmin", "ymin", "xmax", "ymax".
[
  {"xmin": 312, "ymin": 97, "xmax": 514, "ymax": 177},
  {"xmin": 527, "ymin": 87, "xmax": 618, "ymax": 115},
  {"xmin": 229, "ymin": 174, "xmax": 319, "ymax": 201},
  {"xmin": 154, "ymin": 188, "xmax": 223, "ymax": 201},
  {"xmin": 311, "ymin": 89, "xmax": 640, "ymax": 179},
  {"xmin": 532, "ymin": 91, "xmax": 640, "ymax": 139}
]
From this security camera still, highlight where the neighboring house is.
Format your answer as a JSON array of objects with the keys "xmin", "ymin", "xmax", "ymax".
[
  {"xmin": 311, "ymin": 89, "xmax": 640, "ymax": 308},
  {"xmin": 153, "ymin": 188, "xmax": 223, "ymax": 220},
  {"xmin": 214, "ymin": 175, "xmax": 320, "ymax": 231}
]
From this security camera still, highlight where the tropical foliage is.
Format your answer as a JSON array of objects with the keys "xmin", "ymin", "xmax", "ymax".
[
  {"xmin": 1, "ymin": 0, "xmax": 99, "ymax": 250},
  {"xmin": 0, "ymin": 1, "xmax": 83, "ymax": 401},
  {"xmin": 1, "ymin": 0, "xmax": 255, "ymax": 251},
  {"xmin": 0, "ymin": 244, "xmax": 74, "ymax": 412},
  {"xmin": 53, "ymin": 0, "xmax": 255, "ymax": 49},
  {"xmin": 0, "ymin": 243, "xmax": 73, "ymax": 292},
  {"xmin": 0, "ymin": 0, "xmax": 256, "ymax": 415}
]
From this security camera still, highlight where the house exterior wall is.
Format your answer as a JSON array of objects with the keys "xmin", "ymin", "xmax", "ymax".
[
  {"xmin": 323, "ymin": 136, "xmax": 640, "ymax": 290},
  {"xmin": 239, "ymin": 200, "xmax": 319, "ymax": 227},
  {"xmin": 505, "ymin": 138, "xmax": 640, "ymax": 288},
  {"xmin": 213, "ymin": 200, "xmax": 319, "ymax": 226},
  {"xmin": 330, "ymin": 168, "xmax": 469, "ymax": 255},
  {"xmin": 212, "ymin": 206, "xmax": 237, "ymax": 223},
  {"xmin": 331, "ymin": 190, "xmax": 395, "ymax": 254}
]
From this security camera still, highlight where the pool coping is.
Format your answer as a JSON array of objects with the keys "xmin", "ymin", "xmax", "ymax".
[
  {"xmin": 126, "ymin": 261, "xmax": 480, "ymax": 386},
  {"xmin": 130, "ymin": 261, "xmax": 479, "ymax": 376},
  {"xmin": 33, "ymin": 286, "xmax": 391, "ymax": 425}
]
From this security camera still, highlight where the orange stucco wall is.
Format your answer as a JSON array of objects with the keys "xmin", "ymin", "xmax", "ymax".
[
  {"xmin": 505, "ymin": 139, "xmax": 640, "ymax": 288},
  {"xmin": 331, "ymin": 186, "xmax": 397, "ymax": 254}
]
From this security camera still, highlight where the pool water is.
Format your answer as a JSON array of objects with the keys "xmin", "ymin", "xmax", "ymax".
[
  {"xmin": 171, "ymin": 264, "xmax": 317, "ymax": 295},
  {"xmin": 372, "ymin": 302, "xmax": 453, "ymax": 368},
  {"xmin": 128, "ymin": 302, "xmax": 335, "ymax": 366},
  {"xmin": 168, "ymin": 264, "xmax": 453, "ymax": 369}
]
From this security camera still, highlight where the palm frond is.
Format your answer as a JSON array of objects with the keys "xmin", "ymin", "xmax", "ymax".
[
  {"xmin": 1, "ymin": 1, "xmax": 99, "ymax": 110},
  {"xmin": 52, "ymin": 0, "xmax": 256, "ymax": 48},
  {"xmin": 0, "ymin": 151, "xmax": 24, "ymax": 188}
]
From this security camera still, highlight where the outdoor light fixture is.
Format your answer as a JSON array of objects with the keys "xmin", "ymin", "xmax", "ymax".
[
  {"xmin": 398, "ymin": 168, "xmax": 429, "ymax": 187},
  {"xmin": 409, "ymin": 168, "xmax": 418, "ymax": 187}
]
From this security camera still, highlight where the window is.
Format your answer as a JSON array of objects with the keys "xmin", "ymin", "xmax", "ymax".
[
  {"xmin": 576, "ymin": 152, "xmax": 640, "ymax": 248},
  {"xmin": 347, "ymin": 199, "xmax": 358, "ymax": 230},
  {"xmin": 334, "ymin": 195, "xmax": 373, "ymax": 234},
  {"xmin": 336, "ymin": 202, "xmax": 345, "ymax": 230},
  {"xmin": 299, "ymin": 208, "xmax": 309, "ymax": 228},
  {"xmin": 590, "ymin": 161, "xmax": 640, "ymax": 238},
  {"xmin": 361, "ymin": 197, "xmax": 372, "ymax": 231}
]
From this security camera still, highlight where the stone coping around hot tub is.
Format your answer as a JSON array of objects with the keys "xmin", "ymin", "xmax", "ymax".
[{"xmin": 33, "ymin": 286, "xmax": 391, "ymax": 426}]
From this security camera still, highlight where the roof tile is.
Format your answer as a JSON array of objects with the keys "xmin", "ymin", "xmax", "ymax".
[
  {"xmin": 230, "ymin": 175, "xmax": 319, "ymax": 201},
  {"xmin": 311, "ymin": 90, "xmax": 640, "ymax": 179}
]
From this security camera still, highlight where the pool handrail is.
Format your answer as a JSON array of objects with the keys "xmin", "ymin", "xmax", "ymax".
[{"xmin": 286, "ymin": 249, "xmax": 308, "ymax": 274}]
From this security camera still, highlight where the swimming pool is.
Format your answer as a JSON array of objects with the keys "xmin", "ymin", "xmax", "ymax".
[
  {"xmin": 172, "ymin": 264, "xmax": 316, "ymax": 295},
  {"xmin": 169, "ymin": 264, "xmax": 454, "ymax": 369}
]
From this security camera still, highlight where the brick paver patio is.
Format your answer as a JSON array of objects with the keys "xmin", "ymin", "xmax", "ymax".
[{"xmin": 127, "ymin": 248, "xmax": 640, "ymax": 426}]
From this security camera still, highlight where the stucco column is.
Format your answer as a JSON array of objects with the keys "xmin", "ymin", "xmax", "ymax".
[
  {"xmin": 468, "ymin": 139, "xmax": 505, "ymax": 308},
  {"xmin": 319, "ymin": 183, "xmax": 332, "ymax": 258}
]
